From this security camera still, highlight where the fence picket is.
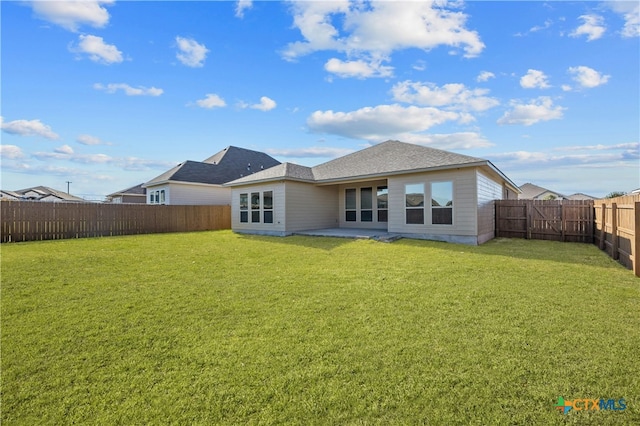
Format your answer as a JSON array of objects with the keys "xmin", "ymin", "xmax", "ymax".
[{"xmin": 1, "ymin": 202, "xmax": 231, "ymax": 243}]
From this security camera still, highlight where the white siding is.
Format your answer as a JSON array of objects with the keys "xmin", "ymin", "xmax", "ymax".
[
  {"xmin": 388, "ymin": 169, "xmax": 478, "ymax": 242},
  {"xmin": 285, "ymin": 182, "xmax": 338, "ymax": 232},
  {"xmin": 476, "ymin": 170, "xmax": 503, "ymax": 244},
  {"xmin": 147, "ymin": 183, "xmax": 230, "ymax": 205},
  {"xmin": 231, "ymin": 183, "xmax": 286, "ymax": 235}
]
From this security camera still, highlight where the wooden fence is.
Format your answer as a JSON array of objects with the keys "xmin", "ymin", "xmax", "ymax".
[
  {"xmin": 593, "ymin": 194, "xmax": 640, "ymax": 277},
  {"xmin": 495, "ymin": 200, "xmax": 594, "ymax": 243},
  {"xmin": 0, "ymin": 201, "xmax": 231, "ymax": 243}
]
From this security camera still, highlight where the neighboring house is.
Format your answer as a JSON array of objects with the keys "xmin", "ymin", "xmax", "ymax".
[
  {"xmin": 225, "ymin": 140, "xmax": 520, "ymax": 245},
  {"xmin": 519, "ymin": 183, "xmax": 595, "ymax": 200},
  {"xmin": 0, "ymin": 190, "xmax": 22, "ymax": 201},
  {"xmin": 4, "ymin": 186, "xmax": 86, "ymax": 202},
  {"xmin": 518, "ymin": 183, "xmax": 565, "ymax": 200},
  {"xmin": 143, "ymin": 146, "xmax": 280, "ymax": 205},
  {"xmin": 106, "ymin": 183, "xmax": 147, "ymax": 204},
  {"xmin": 566, "ymin": 193, "xmax": 596, "ymax": 201}
]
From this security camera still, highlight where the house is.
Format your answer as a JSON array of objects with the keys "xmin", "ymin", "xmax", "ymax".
[
  {"xmin": 565, "ymin": 193, "xmax": 596, "ymax": 201},
  {"xmin": 0, "ymin": 190, "xmax": 22, "ymax": 201},
  {"xmin": 518, "ymin": 183, "xmax": 564, "ymax": 200},
  {"xmin": 106, "ymin": 183, "xmax": 147, "ymax": 204},
  {"xmin": 3, "ymin": 186, "xmax": 86, "ymax": 202},
  {"xmin": 143, "ymin": 146, "xmax": 280, "ymax": 205},
  {"xmin": 225, "ymin": 140, "xmax": 520, "ymax": 245},
  {"xmin": 518, "ymin": 183, "xmax": 596, "ymax": 200}
]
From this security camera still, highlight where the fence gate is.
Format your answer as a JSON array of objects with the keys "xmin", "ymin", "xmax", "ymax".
[{"xmin": 496, "ymin": 200, "xmax": 594, "ymax": 243}]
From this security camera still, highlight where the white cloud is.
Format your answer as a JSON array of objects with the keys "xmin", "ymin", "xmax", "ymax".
[
  {"xmin": 29, "ymin": 0, "xmax": 113, "ymax": 32},
  {"xmin": 194, "ymin": 94, "xmax": 226, "ymax": 109},
  {"xmin": 175, "ymin": 36, "xmax": 209, "ymax": 67},
  {"xmin": 391, "ymin": 81, "xmax": 499, "ymax": 112},
  {"xmin": 393, "ymin": 132, "xmax": 494, "ymax": 150},
  {"xmin": 520, "ymin": 69, "xmax": 551, "ymax": 89},
  {"xmin": 477, "ymin": 71, "xmax": 495, "ymax": 82},
  {"xmin": 0, "ymin": 145, "xmax": 25, "ymax": 159},
  {"xmin": 32, "ymin": 147, "xmax": 176, "ymax": 171},
  {"xmin": 307, "ymin": 104, "xmax": 460, "ymax": 141},
  {"xmin": 235, "ymin": 0, "xmax": 252, "ymax": 18},
  {"xmin": 250, "ymin": 96, "xmax": 277, "ymax": 111},
  {"xmin": 568, "ymin": 65, "xmax": 610, "ymax": 88},
  {"xmin": 529, "ymin": 19, "xmax": 553, "ymax": 33},
  {"xmin": 570, "ymin": 14, "xmax": 606, "ymax": 41},
  {"xmin": 324, "ymin": 58, "xmax": 393, "ymax": 78},
  {"xmin": 606, "ymin": 1, "xmax": 640, "ymax": 37},
  {"xmin": 71, "ymin": 34, "xmax": 123, "ymax": 64},
  {"xmin": 561, "ymin": 142, "xmax": 639, "ymax": 152},
  {"xmin": 266, "ymin": 146, "xmax": 355, "ymax": 158},
  {"xmin": 93, "ymin": 83, "xmax": 163, "ymax": 96},
  {"xmin": 55, "ymin": 144, "xmax": 75, "ymax": 155},
  {"xmin": 497, "ymin": 97, "xmax": 565, "ymax": 126},
  {"xmin": 0, "ymin": 117, "xmax": 60, "ymax": 140},
  {"xmin": 282, "ymin": 1, "xmax": 484, "ymax": 71},
  {"xmin": 492, "ymin": 143, "xmax": 639, "ymax": 167},
  {"xmin": 77, "ymin": 134, "xmax": 111, "ymax": 146}
]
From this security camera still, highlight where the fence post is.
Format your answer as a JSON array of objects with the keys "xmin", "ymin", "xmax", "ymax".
[
  {"xmin": 561, "ymin": 202, "xmax": 566, "ymax": 242},
  {"xmin": 611, "ymin": 203, "xmax": 618, "ymax": 260},
  {"xmin": 634, "ymin": 202, "xmax": 640, "ymax": 278},
  {"xmin": 599, "ymin": 203, "xmax": 606, "ymax": 250},
  {"xmin": 526, "ymin": 201, "xmax": 532, "ymax": 240}
]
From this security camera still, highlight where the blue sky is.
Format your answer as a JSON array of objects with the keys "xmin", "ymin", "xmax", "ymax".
[{"xmin": 1, "ymin": 0, "xmax": 638, "ymax": 200}]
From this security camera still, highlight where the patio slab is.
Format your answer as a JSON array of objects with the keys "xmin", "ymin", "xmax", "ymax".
[{"xmin": 293, "ymin": 228, "xmax": 403, "ymax": 242}]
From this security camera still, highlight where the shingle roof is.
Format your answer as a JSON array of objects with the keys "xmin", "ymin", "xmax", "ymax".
[
  {"xmin": 144, "ymin": 146, "xmax": 281, "ymax": 186},
  {"xmin": 518, "ymin": 183, "xmax": 565, "ymax": 199},
  {"xmin": 14, "ymin": 186, "xmax": 86, "ymax": 202},
  {"xmin": 226, "ymin": 140, "xmax": 509, "ymax": 187},
  {"xmin": 312, "ymin": 140, "xmax": 485, "ymax": 181},
  {"xmin": 107, "ymin": 183, "xmax": 146, "ymax": 197},
  {"xmin": 228, "ymin": 162, "xmax": 315, "ymax": 184}
]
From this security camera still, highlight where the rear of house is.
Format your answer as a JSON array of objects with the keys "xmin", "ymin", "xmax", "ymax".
[{"xmin": 226, "ymin": 141, "xmax": 519, "ymax": 245}]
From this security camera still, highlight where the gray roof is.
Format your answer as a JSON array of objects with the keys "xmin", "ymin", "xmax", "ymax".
[
  {"xmin": 107, "ymin": 183, "xmax": 146, "ymax": 197},
  {"xmin": 518, "ymin": 183, "xmax": 564, "ymax": 199},
  {"xmin": 14, "ymin": 186, "xmax": 86, "ymax": 202},
  {"xmin": 144, "ymin": 146, "xmax": 281, "ymax": 187},
  {"xmin": 228, "ymin": 162, "xmax": 316, "ymax": 184},
  {"xmin": 312, "ymin": 140, "xmax": 485, "ymax": 181},
  {"xmin": 226, "ymin": 140, "xmax": 516, "ymax": 188}
]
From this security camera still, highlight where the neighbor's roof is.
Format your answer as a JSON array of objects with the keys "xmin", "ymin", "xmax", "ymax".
[
  {"xmin": 107, "ymin": 183, "xmax": 146, "ymax": 197},
  {"xmin": 227, "ymin": 140, "xmax": 519, "ymax": 190},
  {"xmin": 144, "ymin": 146, "xmax": 280, "ymax": 187},
  {"xmin": 14, "ymin": 186, "xmax": 86, "ymax": 202},
  {"xmin": 518, "ymin": 183, "xmax": 564, "ymax": 199}
]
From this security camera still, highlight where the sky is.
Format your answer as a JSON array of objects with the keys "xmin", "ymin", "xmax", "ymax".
[{"xmin": 1, "ymin": 0, "xmax": 638, "ymax": 200}]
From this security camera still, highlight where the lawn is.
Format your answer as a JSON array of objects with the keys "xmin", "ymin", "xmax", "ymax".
[{"xmin": 1, "ymin": 231, "xmax": 639, "ymax": 425}]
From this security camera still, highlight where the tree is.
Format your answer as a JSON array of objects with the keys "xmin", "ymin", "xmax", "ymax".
[{"xmin": 605, "ymin": 191, "xmax": 627, "ymax": 199}]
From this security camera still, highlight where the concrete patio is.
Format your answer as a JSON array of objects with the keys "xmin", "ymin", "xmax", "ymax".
[{"xmin": 293, "ymin": 228, "xmax": 403, "ymax": 242}]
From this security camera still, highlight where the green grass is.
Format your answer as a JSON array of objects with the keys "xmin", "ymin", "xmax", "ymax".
[{"xmin": 2, "ymin": 231, "xmax": 639, "ymax": 425}]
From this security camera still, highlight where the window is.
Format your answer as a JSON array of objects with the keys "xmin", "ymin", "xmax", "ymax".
[
  {"xmin": 360, "ymin": 187, "xmax": 373, "ymax": 222},
  {"xmin": 345, "ymin": 188, "xmax": 356, "ymax": 222},
  {"xmin": 240, "ymin": 193, "xmax": 248, "ymax": 223},
  {"xmin": 251, "ymin": 192, "xmax": 260, "ymax": 223},
  {"xmin": 263, "ymin": 191, "xmax": 273, "ymax": 224},
  {"xmin": 377, "ymin": 186, "xmax": 388, "ymax": 222},
  {"xmin": 432, "ymin": 181, "xmax": 453, "ymax": 225},
  {"xmin": 405, "ymin": 183, "xmax": 424, "ymax": 224},
  {"xmin": 160, "ymin": 190, "xmax": 165, "ymax": 204}
]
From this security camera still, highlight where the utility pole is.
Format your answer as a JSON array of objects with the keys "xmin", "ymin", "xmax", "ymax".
[{"xmin": 66, "ymin": 181, "xmax": 72, "ymax": 194}]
